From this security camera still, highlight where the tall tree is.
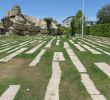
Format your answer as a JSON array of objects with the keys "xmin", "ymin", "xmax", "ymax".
[
  {"xmin": 97, "ymin": 4, "xmax": 110, "ymax": 24},
  {"xmin": 44, "ymin": 17, "xmax": 53, "ymax": 34},
  {"xmin": 70, "ymin": 17, "xmax": 75, "ymax": 36},
  {"xmin": 74, "ymin": 10, "xmax": 82, "ymax": 34}
]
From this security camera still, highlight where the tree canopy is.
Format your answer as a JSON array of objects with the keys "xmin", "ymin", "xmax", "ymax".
[
  {"xmin": 44, "ymin": 17, "xmax": 53, "ymax": 34},
  {"xmin": 97, "ymin": 4, "xmax": 110, "ymax": 24}
]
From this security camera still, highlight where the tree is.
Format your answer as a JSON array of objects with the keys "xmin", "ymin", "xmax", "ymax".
[
  {"xmin": 74, "ymin": 10, "xmax": 82, "ymax": 34},
  {"xmin": 70, "ymin": 17, "xmax": 75, "ymax": 36},
  {"xmin": 97, "ymin": 4, "xmax": 110, "ymax": 24},
  {"xmin": 44, "ymin": 17, "xmax": 53, "ymax": 34}
]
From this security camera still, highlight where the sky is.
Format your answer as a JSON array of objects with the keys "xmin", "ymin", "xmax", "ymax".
[{"xmin": 0, "ymin": 0, "xmax": 110, "ymax": 23}]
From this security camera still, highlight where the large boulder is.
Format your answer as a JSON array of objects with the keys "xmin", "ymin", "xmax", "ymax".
[
  {"xmin": 7, "ymin": 6, "xmax": 21, "ymax": 17},
  {"xmin": 12, "ymin": 15, "xmax": 26, "ymax": 24},
  {"xmin": 1, "ymin": 17, "xmax": 13, "ymax": 28},
  {"xmin": 13, "ymin": 23, "xmax": 27, "ymax": 31},
  {"xmin": 40, "ymin": 28, "xmax": 48, "ymax": 34},
  {"xmin": 27, "ymin": 25, "xmax": 41, "ymax": 32},
  {"xmin": 1, "ymin": 5, "xmax": 42, "ymax": 36}
]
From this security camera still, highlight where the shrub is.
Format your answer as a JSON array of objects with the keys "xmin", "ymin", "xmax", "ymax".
[{"xmin": 86, "ymin": 24, "xmax": 110, "ymax": 37}]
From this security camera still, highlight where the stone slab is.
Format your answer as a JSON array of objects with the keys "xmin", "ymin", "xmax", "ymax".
[
  {"xmin": 0, "ymin": 85, "xmax": 20, "ymax": 100},
  {"xmin": 94, "ymin": 63, "xmax": 110, "ymax": 78},
  {"xmin": 29, "ymin": 49, "xmax": 46, "ymax": 66},
  {"xmin": 26, "ymin": 41, "xmax": 46, "ymax": 54},
  {"xmin": 0, "ymin": 48, "xmax": 27, "ymax": 62},
  {"xmin": 45, "ymin": 62, "xmax": 61, "ymax": 100},
  {"xmin": 53, "ymin": 52, "xmax": 65, "ymax": 62}
]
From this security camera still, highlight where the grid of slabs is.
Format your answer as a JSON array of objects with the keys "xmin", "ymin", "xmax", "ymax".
[
  {"xmin": 78, "ymin": 42, "xmax": 102, "ymax": 54},
  {"xmin": 79, "ymin": 39, "xmax": 110, "ymax": 56},
  {"xmin": 0, "ymin": 48, "xmax": 27, "ymax": 62},
  {"xmin": 64, "ymin": 42, "xmax": 106, "ymax": 100},
  {"xmin": 26, "ymin": 41, "xmax": 46, "ymax": 54},
  {"xmin": 69, "ymin": 40, "xmax": 86, "ymax": 52},
  {"xmin": 83, "ymin": 38, "xmax": 109, "ymax": 48}
]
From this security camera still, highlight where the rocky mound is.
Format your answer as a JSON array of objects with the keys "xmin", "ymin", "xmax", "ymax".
[{"xmin": 1, "ymin": 5, "xmax": 41, "ymax": 35}]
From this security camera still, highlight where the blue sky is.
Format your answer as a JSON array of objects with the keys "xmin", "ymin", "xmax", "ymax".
[{"xmin": 0, "ymin": 0, "xmax": 110, "ymax": 23}]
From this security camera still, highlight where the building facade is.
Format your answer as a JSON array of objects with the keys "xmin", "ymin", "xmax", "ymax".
[{"xmin": 62, "ymin": 16, "xmax": 73, "ymax": 28}]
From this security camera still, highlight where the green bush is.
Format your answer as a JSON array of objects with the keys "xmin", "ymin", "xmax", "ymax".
[{"xmin": 86, "ymin": 24, "xmax": 110, "ymax": 37}]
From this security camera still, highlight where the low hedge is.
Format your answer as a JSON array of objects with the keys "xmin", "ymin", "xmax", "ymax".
[{"xmin": 85, "ymin": 24, "xmax": 110, "ymax": 37}]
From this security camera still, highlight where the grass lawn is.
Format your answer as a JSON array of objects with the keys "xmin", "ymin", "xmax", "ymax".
[{"xmin": 0, "ymin": 34, "xmax": 110, "ymax": 100}]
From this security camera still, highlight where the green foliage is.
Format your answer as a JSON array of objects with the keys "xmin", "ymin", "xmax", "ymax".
[
  {"xmin": 44, "ymin": 17, "xmax": 53, "ymax": 34},
  {"xmin": 86, "ymin": 24, "xmax": 110, "ymax": 37},
  {"xmin": 76, "ymin": 10, "xmax": 82, "ymax": 19},
  {"xmin": 97, "ymin": 4, "xmax": 110, "ymax": 24},
  {"xmin": 74, "ymin": 10, "xmax": 83, "ymax": 34},
  {"xmin": 70, "ymin": 18, "xmax": 75, "ymax": 36}
]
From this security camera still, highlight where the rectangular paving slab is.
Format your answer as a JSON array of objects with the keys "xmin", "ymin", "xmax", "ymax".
[
  {"xmin": 81, "ymin": 73, "xmax": 106, "ymax": 100},
  {"xmin": 80, "ymin": 39, "xmax": 110, "ymax": 56},
  {"xmin": 29, "ymin": 49, "xmax": 46, "ymax": 67},
  {"xmin": 0, "ymin": 85, "xmax": 20, "ymax": 100},
  {"xmin": 78, "ymin": 42, "xmax": 101, "ymax": 54},
  {"xmin": 45, "ymin": 62, "xmax": 61, "ymax": 100},
  {"xmin": 53, "ymin": 52, "xmax": 65, "ymax": 62},
  {"xmin": 94, "ymin": 63, "xmax": 110, "ymax": 78},
  {"xmin": 0, "ymin": 48, "xmax": 27, "ymax": 62},
  {"xmin": 45, "ymin": 52, "xmax": 65, "ymax": 100},
  {"xmin": 26, "ymin": 41, "xmax": 46, "ymax": 54},
  {"xmin": 64, "ymin": 42, "xmax": 87, "ymax": 72}
]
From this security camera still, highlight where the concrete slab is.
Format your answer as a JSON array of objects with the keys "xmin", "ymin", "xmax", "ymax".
[
  {"xmin": 26, "ymin": 41, "xmax": 46, "ymax": 54},
  {"xmin": 81, "ymin": 73, "xmax": 100, "ymax": 95},
  {"xmin": 29, "ymin": 49, "xmax": 46, "ymax": 66},
  {"xmin": 78, "ymin": 42, "xmax": 101, "ymax": 54},
  {"xmin": 91, "ymin": 95, "xmax": 107, "ymax": 100},
  {"xmin": 94, "ymin": 63, "xmax": 110, "ymax": 78},
  {"xmin": 56, "ymin": 40, "xmax": 60, "ymax": 46},
  {"xmin": 64, "ymin": 42, "xmax": 87, "ymax": 72},
  {"xmin": 45, "ymin": 62, "xmax": 61, "ymax": 100},
  {"xmin": 83, "ymin": 38, "xmax": 109, "ymax": 48},
  {"xmin": 53, "ymin": 52, "xmax": 65, "ymax": 62},
  {"xmin": 80, "ymin": 39, "xmax": 110, "ymax": 56},
  {"xmin": 0, "ymin": 48, "xmax": 27, "ymax": 62},
  {"xmin": 0, "ymin": 85, "xmax": 20, "ymax": 100}
]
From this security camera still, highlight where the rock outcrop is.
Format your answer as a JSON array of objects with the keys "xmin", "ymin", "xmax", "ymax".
[
  {"xmin": 1, "ymin": 5, "xmax": 40, "ymax": 35},
  {"xmin": 0, "ymin": 5, "xmax": 58, "ymax": 36},
  {"xmin": 7, "ymin": 6, "xmax": 21, "ymax": 17}
]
